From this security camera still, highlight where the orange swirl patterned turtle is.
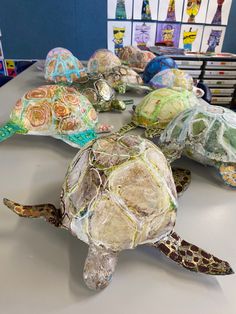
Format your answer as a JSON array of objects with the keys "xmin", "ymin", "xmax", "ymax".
[
  {"xmin": 0, "ymin": 85, "xmax": 112, "ymax": 147},
  {"xmin": 3, "ymin": 134, "xmax": 233, "ymax": 290}
]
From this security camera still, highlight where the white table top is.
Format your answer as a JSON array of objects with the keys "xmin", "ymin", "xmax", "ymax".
[{"xmin": 0, "ymin": 64, "xmax": 236, "ymax": 314}]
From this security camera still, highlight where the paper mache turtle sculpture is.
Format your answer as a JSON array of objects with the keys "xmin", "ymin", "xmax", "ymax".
[
  {"xmin": 102, "ymin": 65, "xmax": 144, "ymax": 94},
  {"xmin": 119, "ymin": 88, "xmax": 200, "ymax": 138},
  {"xmin": 3, "ymin": 134, "xmax": 233, "ymax": 291},
  {"xmin": 87, "ymin": 49, "xmax": 122, "ymax": 74},
  {"xmin": 118, "ymin": 45, "xmax": 156, "ymax": 73},
  {"xmin": 0, "ymin": 85, "xmax": 112, "ymax": 148},
  {"xmin": 149, "ymin": 68, "xmax": 204, "ymax": 98},
  {"xmin": 143, "ymin": 56, "xmax": 178, "ymax": 84},
  {"xmin": 158, "ymin": 104, "xmax": 236, "ymax": 188},
  {"xmin": 45, "ymin": 47, "xmax": 88, "ymax": 84}
]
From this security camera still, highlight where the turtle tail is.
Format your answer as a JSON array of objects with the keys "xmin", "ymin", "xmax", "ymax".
[
  {"xmin": 3, "ymin": 198, "xmax": 62, "ymax": 227},
  {"xmin": 152, "ymin": 232, "xmax": 234, "ymax": 276},
  {"xmin": 0, "ymin": 121, "xmax": 26, "ymax": 142}
]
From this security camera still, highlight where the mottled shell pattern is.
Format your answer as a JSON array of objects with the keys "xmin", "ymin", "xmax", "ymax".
[
  {"xmin": 143, "ymin": 56, "xmax": 178, "ymax": 84},
  {"xmin": 103, "ymin": 65, "xmax": 143, "ymax": 89},
  {"xmin": 132, "ymin": 88, "xmax": 200, "ymax": 129},
  {"xmin": 61, "ymin": 134, "xmax": 177, "ymax": 252},
  {"xmin": 87, "ymin": 49, "xmax": 121, "ymax": 74},
  {"xmin": 10, "ymin": 85, "xmax": 98, "ymax": 144},
  {"xmin": 149, "ymin": 69, "xmax": 194, "ymax": 91},
  {"xmin": 45, "ymin": 47, "xmax": 87, "ymax": 84},
  {"xmin": 159, "ymin": 104, "xmax": 236, "ymax": 165},
  {"xmin": 118, "ymin": 46, "xmax": 155, "ymax": 73}
]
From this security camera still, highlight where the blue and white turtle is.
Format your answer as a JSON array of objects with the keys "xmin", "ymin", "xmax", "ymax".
[{"xmin": 159, "ymin": 104, "xmax": 236, "ymax": 188}]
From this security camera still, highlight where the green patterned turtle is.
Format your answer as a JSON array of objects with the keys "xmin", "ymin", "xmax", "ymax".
[
  {"xmin": 0, "ymin": 85, "xmax": 112, "ymax": 148},
  {"xmin": 3, "ymin": 134, "xmax": 233, "ymax": 291},
  {"xmin": 158, "ymin": 104, "xmax": 236, "ymax": 188},
  {"xmin": 119, "ymin": 88, "xmax": 200, "ymax": 138}
]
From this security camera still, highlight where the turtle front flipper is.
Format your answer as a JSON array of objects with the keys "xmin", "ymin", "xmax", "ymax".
[
  {"xmin": 117, "ymin": 122, "xmax": 137, "ymax": 136},
  {"xmin": 3, "ymin": 198, "xmax": 62, "ymax": 227},
  {"xmin": 172, "ymin": 167, "xmax": 191, "ymax": 197},
  {"xmin": 218, "ymin": 163, "xmax": 236, "ymax": 188},
  {"xmin": 83, "ymin": 243, "xmax": 118, "ymax": 290},
  {"xmin": 0, "ymin": 121, "xmax": 27, "ymax": 142},
  {"xmin": 152, "ymin": 232, "xmax": 233, "ymax": 275}
]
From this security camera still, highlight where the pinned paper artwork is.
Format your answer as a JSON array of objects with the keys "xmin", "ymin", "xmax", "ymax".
[
  {"xmin": 107, "ymin": 21, "xmax": 132, "ymax": 55},
  {"xmin": 182, "ymin": 0, "xmax": 209, "ymax": 23},
  {"xmin": 108, "ymin": 0, "xmax": 133, "ymax": 20},
  {"xmin": 201, "ymin": 26, "xmax": 226, "ymax": 52},
  {"xmin": 158, "ymin": 0, "xmax": 184, "ymax": 22},
  {"xmin": 156, "ymin": 23, "xmax": 181, "ymax": 48},
  {"xmin": 5, "ymin": 60, "xmax": 17, "ymax": 77},
  {"xmin": 133, "ymin": 0, "xmax": 158, "ymax": 20},
  {"xmin": 206, "ymin": 0, "xmax": 232, "ymax": 25},
  {"xmin": 3, "ymin": 133, "xmax": 233, "ymax": 290},
  {"xmin": 0, "ymin": 60, "xmax": 6, "ymax": 75},
  {"xmin": 179, "ymin": 24, "xmax": 204, "ymax": 52},
  {"xmin": 132, "ymin": 22, "xmax": 156, "ymax": 50}
]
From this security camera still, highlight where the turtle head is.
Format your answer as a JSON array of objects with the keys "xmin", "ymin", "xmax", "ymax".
[{"xmin": 110, "ymin": 99, "xmax": 126, "ymax": 111}]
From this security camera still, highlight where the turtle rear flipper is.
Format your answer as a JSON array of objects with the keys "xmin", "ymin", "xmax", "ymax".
[
  {"xmin": 218, "ymin": 163, "xmax": 236, "ymax": 188},
  {"xmin": 0, "ymin": 121, "xmax": 26, "ymax": 142},
  {"xmin": 153, "ymin": 232, "xmax": 233, "ymax": 275},
  {"xmin": 172, "ymin": 167, "xmax": 191, "ymax": 197},
  {"xmin": 3, "ymin": 198, "xmax": 62, "ymax": 227}
]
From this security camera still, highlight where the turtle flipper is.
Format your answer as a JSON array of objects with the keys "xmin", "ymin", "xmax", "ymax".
[
  {"xmin": 172, "ymin": 167, "xmax": 191, "ymax": 197},
  {"xmin": 117, "ymin": 122, "xmax": 137, "ymax": 136},
  {"xmin": 3, "ymin": 198, "xmax": 62, "ymax": 227},
  {"xmin": 83, "ymin": 243, "xmax": 118, "ymax": 290},
  {"xmin": 218, "ymin": 163, "xmax": 236, "ymax": 188},
  {"xmin": 144, "ymin": 127, "xmax": 162, "ymax": 138},
  {"xmin": 153, "ymin": 232, "xmax": 233, "ymax": 275},
  {"xmin": 0, "ymin": 121, "xmax": 26, "ymax": 142}
]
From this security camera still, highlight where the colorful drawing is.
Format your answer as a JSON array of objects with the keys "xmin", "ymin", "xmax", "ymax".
[
  {"xmin": 186, "ymin": 0, "xmax": 202, "ymax": 22},
  {"xmin": 0, "ymin": 60, "xmax": 6, "ymax": 75},
  {"xmin": 166, "ymin": 0, "xmax": 176, "ymax": 21},
  {"xmin": 183, "ymin": 27, "xmax": 198, "ymax": 51},
  {"xmin": 207, "ymin": 29, "xmax": 223, "ymax": 52},
  {"xmin": 115, "ymin": 0, "xmax": 127, "ymax": 19},
  {"xmin": 134, "ymin": 23, "xmax": 151, "ymax": 49},
  {"xmin": 113, "ymin": 26, "xmax": 126, "ymax": 55},
  {"xmin": 5, "ymin": 60, "xmax": 17, "ymax": 77},
  {"xmin": 156, "ymin": 23, "xmax": 181, "ymax": 48},
  {"xmin": 212, "ymin": 0, "xmax": 225, "ymax": 24},
  {"xmin": 142, "ymin": 0, "xmax": 152, "ymax": 20}
]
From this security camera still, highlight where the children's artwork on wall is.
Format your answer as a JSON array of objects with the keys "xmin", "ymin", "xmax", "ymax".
[
  {"xmin": 108, "ymin": 0, "xmax": 133, "ymax": 20},
  {"xmin": 200, "ymin": 25, "xmax": 226, "ymax": 52},
  {"xmin": 156, "ymin": 23, "xmax": 181, "ymax": 48},
  {"xmin": 132, "ymin": 22, "xmax": 156, "ymax": 49},
  {"xmin": 182, "ymin": 0, "xmax": 209, "ymax": 23},
  {"xmin": 0, "ymin": 60, "xmax": 6, "ymax": 75},
  {"xmin": 179, "ymin": 24, "xmax": 204, "ymax": 51},
  {"xmin": 206, "ymin": 0, "xmax": 232, "ymax": 25},
  {"xmin": 158, "ymin": 0, "xmax": 184, "ymax": 22},
  {"xmin": 107, "ymin": 21, "xmax": 132, "ymax": 54},
  {"xmin": 133, "ymin": 0, "xmax": 158, "ymax": 20},
  {"xmin": 5, "ymin": 60, "xmax": 17, "ymax": 77}
]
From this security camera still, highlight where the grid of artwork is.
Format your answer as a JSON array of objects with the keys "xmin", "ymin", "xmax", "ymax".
[{"xmin": 107, "ymin": 0, "xmax": 232, "ymax": 55}]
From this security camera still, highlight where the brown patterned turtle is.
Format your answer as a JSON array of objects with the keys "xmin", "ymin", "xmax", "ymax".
[{"xmin": 3, "ymin": 134, "xmax": 233, "ymax": 291}]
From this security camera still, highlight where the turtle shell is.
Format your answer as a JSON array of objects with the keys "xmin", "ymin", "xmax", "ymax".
[
  {"xmin": 45, "ymin": 47, "xmax": 87, "ymax": 84},
  {"xmin": 149, "ymin": 69, "xmax": 194, "ymax": 91},
  {"xmin": 10, "ymin": 85, "xmax": 98, "ymax": 146},
  {"xmin": 132, "ymin": 88, "xmax": 200, "ymax": 129},
  {"xmin": 62, "ymin": 134, "xmax": 177, "ymax": 251},
  {"xmin": 159, "ymin": 104, "xmax": 236, "ymax": 165},
  {"xmin": 118, "ymin": 46, "xmax": 155, "ymax": 72},
  {"xmin": 143, "ymin": 56, "xmax": 178, "ymax": 84},
  {"xmin": 103, "ymin": 65, "xmax": 143, "ymax": 88},
  {"xmin": 87, "ymin": 49, "xmax": 122, "ymax": 74}
]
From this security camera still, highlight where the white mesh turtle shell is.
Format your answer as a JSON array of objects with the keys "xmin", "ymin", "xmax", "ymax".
[
  {"xmin": 159, "ymin": 104, "xmax": 236, "ymax": 188},
  {"xmin": 4, "ymin": 134, "xmax": 233, "ymax": 290},
  {"xmin": 87, "ymin": 49, "xmax": 122, "ymax": 74},
  {"xmin": 119, "ymin": 88, "xmax": 200, "ymax": 138},
  {"xmin": 44, "ymin": 47, "xmax": 88, "ymax": 84},
  {"xmin": 0, "ymin": 85, "xmax": 112, "ymax": 148}
]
